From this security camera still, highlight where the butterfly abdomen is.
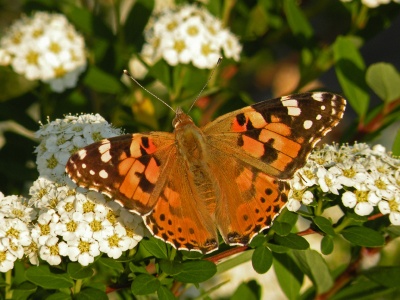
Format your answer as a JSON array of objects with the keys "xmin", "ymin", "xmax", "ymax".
[{"xmin": 174, "ymin": 113, "xmax": 218, "ymax": 214}]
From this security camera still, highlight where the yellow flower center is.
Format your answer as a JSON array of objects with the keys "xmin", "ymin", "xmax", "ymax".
[
  {"xmin": 49, "ymin": 42, "xmax": 61, "ymax": 54},
  {"xmin": 108, "ymin": 234, "xmax": 120, "ymax": 247},
  {"xmin": 90, "ymin": 220, "xmax": 102, "ymax": 232},
  {"xmin": 46, "ymin": 155, "xmax": 58, "ymax": 169},
  {"xmin": 26, "ymin": 50, "xmax": 39, "ymax": 65},
  {"xmin": 6, "ymin": 228, "xmax": 19, "ymax": 239},
  {"xmin": 40, "ymin": 224, "xmax": 50, "ymax": 235},
  {"xmin": 66, "ymin": 220, "xmax": 77, "ymax": 232},
  {"xmin": 187, "ymin": 25, "xmax": 199, "ymax": 36},
  {"xmin": 83, "ymin": 201, "xmax": 95, "ymax": 213},
  {"xmin": 173, "ymin": 40, "xmax": 186, "ymax": 53},
  {"xmin": 78, "ymin": 241, "xmax": 90, "ymax": 253},
  {"xmin": 355, "ymin": 190, "xmax": 368, "ymax": 202},
  {"xmin": 49, "ymin": 244, "xmax": 59, "ymax": 256}
]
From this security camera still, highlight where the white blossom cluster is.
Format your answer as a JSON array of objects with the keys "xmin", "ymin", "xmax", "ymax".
[
  {"xmin": 0, "ymin": 193, "xmax": 35, "ymax": 272},
  {"xmin": 288, "ymin": 143, "xmax": 400, "ymax": 224},
  {"xmin": 0, "ymin": 11, "xmax": 87, "ymax": 92},
  {"xmin": 28, "ymin": 177, "xmax": 145, "ymax": 267},
  {"xmin": 0, "ymin": 114, "xmax": 146, "ymax": 272},
  {"xmin": 35, "ymin": 113, "xmax": 122, "ymax": 182},
  {"xmin": 341, "ymin": 0, "xmax": 400, "ymax": 8},
  {"xmin": 140, "ymin": 4, "xmax": 242, "ymax": 69}
]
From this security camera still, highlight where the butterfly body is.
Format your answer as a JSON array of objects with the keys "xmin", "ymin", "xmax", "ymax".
[{"xmin": 66, "ymin": 92, "xmax": 346, "ymax": 253}]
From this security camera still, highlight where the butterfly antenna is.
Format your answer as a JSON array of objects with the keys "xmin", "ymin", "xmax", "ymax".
[
  {"xmin": 123, "ymin": 70, "xmax": 175, "ymax": 113},
  {"xmin": 188, "ymin": 57, "xmax": 223, "ymax": 113}
]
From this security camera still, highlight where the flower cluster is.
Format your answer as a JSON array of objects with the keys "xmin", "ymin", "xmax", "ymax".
[
  {"xmin": 0, "ymin": 193, "xmax": 35, "ymax": 272},
  {"xmin": 140, "ymin": 4, "xmax": 242, "ymax": 69},
  {"xmin": 0, "ymin": 11, "xmax": 87, "ymax": 92},
  {"xmin": 341, "ymin": 0, "xmax": 400, "ymax": 8},
  {"xmin": 288, "ymin": 143, "xmax": 400, "ymax": 224},
  {"xmin": 0, "ymin": 114, "xmax": 147, "ymax": 272},
  {"xmin": 28, "ymin": 177, "xmax": 145, "ymax": 266},
  {"xmin": 35, "ymin": 114, "xmax": 122, "ymax": 182}
]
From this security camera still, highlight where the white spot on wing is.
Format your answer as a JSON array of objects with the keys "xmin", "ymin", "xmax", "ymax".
[
  {"xmin": 101, "ymin": 152, "xmax": 112, "ymax": 163},
  {"xmin": 303, "ymin": 120, "xmax": 313, "ymax": 129},
  {"xmin": 312, "ymin": 93, "xmax": 324, "ymax": 102},
  {"xmin": 321, "ymin": 105, "xmax": 326, "ymax": 110},
  {"xmin": 82, "ymin": 163, "xmax": 86, "ymax": 169},
  {"xmin": 89, "ymin": 170, "xmax": 95, "ymax": 175},
  {"xmin": 99, "ymin": 170, "xmax": 108, "ymax": 179},
  {"xmin": 281, "ymin": 99, "xmax": 298, "ymax": 107},
  {"xmin": 287, "ymin": 107, "xmax": 301, "ymax": 116},
  {"xmin": 316, "ymin": 114, "xmax": 322, "ymax": 120},
  {"xmin": 78, "ymin": 150, "xmax": 87, "ymax": 160}
]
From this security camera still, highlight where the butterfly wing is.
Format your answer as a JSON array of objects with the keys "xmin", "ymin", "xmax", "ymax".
[
  {"xmin": 203, "ymin": 92, "xmax": 346, "ymax": 179},
  {"xmin": 66, "ymin": 133, "xmax": 176, "ymax": 214},
  {"xmin": 203, "ymin": 92, "xmax": 346, "ymax": 244},
  {"xmin": 66, "ymin": 133, "xmax": 219, "ymax": 253}
]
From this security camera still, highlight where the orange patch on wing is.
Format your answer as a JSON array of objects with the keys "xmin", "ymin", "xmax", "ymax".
[
  {"xmin": 248, "ymin": 112, "xmax": 266, "ymax": 128},
  {"xmin": 269, "ymin": 152, "xmax": 294, "ymax": 172},
  {"xmin": 265, "ymin": 123, "xmax": 292, "ymax": 137},
  {"xmin": 261, "ymin": 131, "xmax": 301, "ymax": 158},
  {"xmin": 144, "ymin": 158, "xmax": 160, "ymax": 184},
  {"xmin": 118, "ymin": 158, "xmax": 135, "ymax": 176},
  {"xmin": 119, "ymin": 160, "xmax": 145, "ymax": 198},
  {"xmin": 133, "ymin": 186, "xmax": 150, "ymax": 205},
  {"xmin": 235, "ymin": 168, "xmax": 253, "ymax": 192},
  {"xmin": 142, "ymin": 138, "xmax": 158, "ymax": 154},
  {"xmin": 164, "ymin": 186, "xmax": 181, "ymax": 208},
  {"xmin": 231, "ymin": 118, "xmax": 247, "ymax": 132},
  {"xmin": 242, "ymin": 135, "xmax": 264, "ymax": 158}
]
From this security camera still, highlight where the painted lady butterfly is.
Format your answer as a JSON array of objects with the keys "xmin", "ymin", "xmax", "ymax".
[{"xmin": 66, "ymin": 92, "xmax": 346, "ymax": 254}]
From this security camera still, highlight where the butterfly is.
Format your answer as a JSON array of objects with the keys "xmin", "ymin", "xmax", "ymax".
[{"xmin": 66, "ymin": 92, "xmax": 346, "ymax": 254}]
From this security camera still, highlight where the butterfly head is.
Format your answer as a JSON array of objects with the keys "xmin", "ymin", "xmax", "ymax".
[{"xmin": 172, "ymin": 107, "xmax": 194, "ymax": 128}]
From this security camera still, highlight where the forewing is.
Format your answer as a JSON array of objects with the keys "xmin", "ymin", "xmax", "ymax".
[
  {"xmin": 203, "ymin": 92, "xmax": 346, "ymax": 179},
  {"xmin": 66, "ymin": 133, "xmax": 175, "ymax": 214}
]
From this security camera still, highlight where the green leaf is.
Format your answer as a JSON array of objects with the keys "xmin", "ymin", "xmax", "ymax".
[
  {"xmin": 252, "ymin": 246, "xmax": 273, "ymax": 274},
  {"xmin": 129, "ymin": 262, "xmax": 148, "ymax": 274},
  {"xmin": 274, "ymin": 233, "xmax": 309, "ymax": 250},
  {"xmin": 173, "ymin": 260, "xmax": 217, "ymax": 283},
  {"xmin": 363, "ymin": 266, "xmax": 400, "ymax": 288},
  {"xmin": 331, "ymin": 277, "xmax": 394, "ymax": 300},
  {"xmin": 131, "ymin": 274, "xmax": 160, "ymax": 296},
  {"xmin": 321, "ymin": 235, "xmax": 334, "ymax": 255},
  {"xmin": 392, "ymin": 130, "xmax": 400, "ymax": 156},
  {"xmin": 67, "ymin": 263, "xmax": 94, "ymax": 280},
  {"xmin": 266, "ymin": 243, "xmax": 290, "ymax": 253},
  {"xmin": 333, "ymin": 36, "xmax": 369, "ymax": 117},
  {"xmin": 271, "ymin": 221, "xmax": 292, "ymax": 236},
  {"xmin": 159, "ymin": 260, "xmax": 183, "ymax": 276},
  {"xmin": 341, "ymin": 226, "xmax": 385, "ymax": 247},
  {"xmin": 11, "ymin": 281, "xmax": 37, "ymax": 300},
  {"xmin": 386, "ymin": 225, "xmax": 400, "ymax": 237},
  {"xmin": 83, "ymin": 66, "xmax": 123, "ymax": 94},
  {"xmin": 249, "ymin": 234, "xmax": 266, "ymax": 248},
  {"xmin": 314, "ymin": 216, "xmax": 336, "ymax": 236},
  {"xmin": 157, "ymin": 286, "xmax": 176, "ymax": 300},
  {"xmin": 292, "ymin": 249, "xmax": 333, "ymax": 294},
  {"xmin": 140, "ymin": 237, "xmax": 169, "ymax": 259},
  {"xmin": 25, "ymin": 266, "xmax": 74, "ymax": 289},
  {"xmin": 284, "ymin": 0, "xmax": 314, "ymax": 44},
  {"xmin": 366, "ymin": 63, "xmax": 400, "ymax": 102},
  {"xmin": 46, "ymin": 292, "xmax": 72, "ymax": 300},
  {"xmin": 276, "ymin": 210, "xmax": 298, "ymax": 227},
  {"xmin": 148, "ymin": 60, "xmax": 171, "ymax": 90},
  {"xmin": 232, "ymin": 282, "xmax": 258, "ymax": 300},
  {"xmin": 273, "ymin": 253, "xmax": 303, "ymax": 300},
  {"xmin": 75, "ymin": 288, "xmax": 108, "ymax": 300},
  {"xmin": 97, "ymin": 258, "xmax": 124, "ymax": 272}
]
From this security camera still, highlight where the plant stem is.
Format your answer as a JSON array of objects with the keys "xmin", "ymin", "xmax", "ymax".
[
  {"xmin": 74, "ymin": 279, "xmax": 83, "ymax": 294},
  {"xmin": 334, "ymin": 216, "xmax": 352, "ymax": 234},
  {"xmin": 5, "ymin": 269, "xmax": 12, "ymax": 300}
]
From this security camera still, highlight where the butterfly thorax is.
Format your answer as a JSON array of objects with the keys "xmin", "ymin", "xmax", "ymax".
[{"xmin": 173, "ymin": 108, "xmax": 217, "ymax": 214}]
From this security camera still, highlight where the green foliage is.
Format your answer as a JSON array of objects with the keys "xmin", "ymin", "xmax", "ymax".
[{"xmin": 1, "ymin": 0, "xmax": 400, "ymax": 299}]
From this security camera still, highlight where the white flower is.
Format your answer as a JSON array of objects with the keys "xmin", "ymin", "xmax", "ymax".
[
  {"xmin": 378, "ymin": 194, "xmax": 400, "ymax": 225},
  {"xmin": 141, "ymin": 4, "xmax": 241, "ymax": 69},
  {"xmin": 317, "ymin": 167, "xmax": 342, "ymax": 195},
  {"xmin": 0, "ymin": 11, "xmax": 87, "ymax": 92},
  {"xmin": 39, "ymin": 236, "xmax": 63, "ymax": 265},
  {"xmin": 342, "ymin": 184, "xmax": 380, "ymax": 216},
  {"xmin": 98, "ymin": 224, "xmax": 132, "ymax": 259},
  {"xmin": 0, "ymin": 243, "xmax": 17, "ymax": 272},
  {"xmin": 329, "ymin": 162, "xmax": 367, "ymax": 187},
  {"xmin": 59, "ymin": 237, "xmax": 100, "ymax": 266}
]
